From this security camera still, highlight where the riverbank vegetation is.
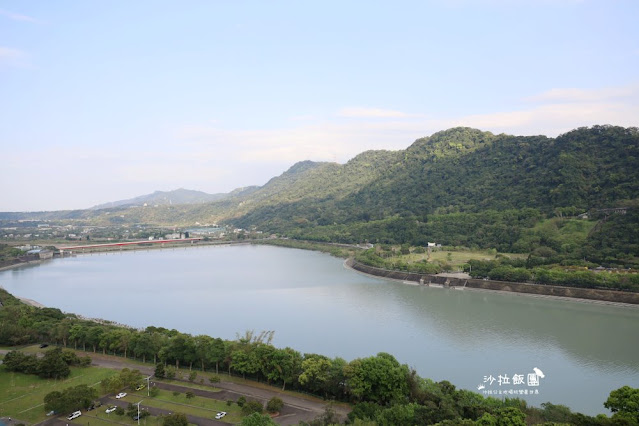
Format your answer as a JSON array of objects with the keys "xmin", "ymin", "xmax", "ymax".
[
  {"xmin": 2, "ymin": 288, "xmax": 637, "ymax": 425},
  {"xmin": 353, "ymin": 225, "xmax": 639, "ymax": 292},
  {"xmin": 255, "ymin": 238, "xmax": 356, "ymax": 258}
]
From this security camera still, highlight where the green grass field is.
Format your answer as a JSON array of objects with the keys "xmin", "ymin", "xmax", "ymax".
[
  {"xmin": 120, "ymin": 389, "xmax": 242, "ymax": 423},
  {"xmin": 0, "ymin": 365, "xmax": 117, "ymax": 424},
  {"xmin": 387, "ymin": 249, "xmax": 526, "ymax": 268}
]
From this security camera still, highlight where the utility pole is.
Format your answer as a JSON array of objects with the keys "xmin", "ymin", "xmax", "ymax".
[
  {"xmin": 145, "ymin": 375, "xmax": 152, "ymax": 397},
  {"xmin": 134, "ymin": 400, "xmax": 143, "ymax": 426}
]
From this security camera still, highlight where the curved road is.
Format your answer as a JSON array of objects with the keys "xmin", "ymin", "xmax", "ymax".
[{"xmin": 0, "ymin": 350, "xmax": 350, "ymax": 425}]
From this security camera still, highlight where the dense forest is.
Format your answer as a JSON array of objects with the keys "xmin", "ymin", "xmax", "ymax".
[{"xmin": 2, "ymin": 288, "xmax": 638, "ymax": 425}]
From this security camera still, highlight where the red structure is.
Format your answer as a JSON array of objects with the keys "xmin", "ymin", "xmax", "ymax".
[{"xmin": 59, "ymin": 238, "xmax": 202, "ymax": 251}]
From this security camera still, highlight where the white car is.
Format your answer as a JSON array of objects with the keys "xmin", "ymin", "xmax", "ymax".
[
  {"xmin": 67, "ymin": 411, "xmax": 82, "ymax": 421},
  {"xmin": 115, "ymin": 392, "xmax": 127, "ymax": 399},
  {"xmin": 105, "ymin": 406, "xmax": 117, "ymax": 414},
  {"xmin": 215, "ymin": 411, "xmax": 227, "ymax": 419}
]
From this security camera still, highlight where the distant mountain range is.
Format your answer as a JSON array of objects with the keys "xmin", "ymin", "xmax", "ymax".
[
  {"xmin": 90, "ymin": 188, "xmax": 240, "ymax": 210},
  {"xmin": 2, "ymin": 124, "xmax": 637, "ymax": 268}
]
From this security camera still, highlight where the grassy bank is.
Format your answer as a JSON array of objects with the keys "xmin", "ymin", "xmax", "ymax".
[{"xmin": 0, "ymin": 365, "xmax": 117, "ymax": 424}]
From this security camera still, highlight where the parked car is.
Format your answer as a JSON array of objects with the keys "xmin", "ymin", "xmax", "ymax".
[
  {"xmin": 67, "ymin": 411, "xmax": 82, "ymax": 421},
  {"xmin": 105, "ymin": 406, "xmax": 117, "ymax": 414},
  {"xmin": 39, "ymin": 343, "xmax": 49, "ymax": 348},
  {"xmin": 116, "ymin": 392, "xmax": 127, "ymax": 399},
  {"xmin": 215, "ymin": 411, "xmax": 227, "ymax": 419}
]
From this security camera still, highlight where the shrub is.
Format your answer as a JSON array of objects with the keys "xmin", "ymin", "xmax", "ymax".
[
  {"xmin": 155, "ymin": 363, "xmax": 166, "ymax": 378},
  {"xmin": 165, "ymin": 366, "xmax": 176, "ymax": 379},
  {"xmin": 266, "ymin": 396, "xmax": 283, "ymax": 413},
  {"xmin": 242, "ymin": 400, "xmax": 264, "ymax": 416}
]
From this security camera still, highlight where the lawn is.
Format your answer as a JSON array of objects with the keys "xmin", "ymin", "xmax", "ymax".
[
  {"xmin": 154, "ymin": 378, "xmax": 221, "ymax": 393},
  {"xmin": 0, "ymin": 365, "xmax": 117, "ymax": 424},
  {"xmin": 387, "ymin": 249, "xmax": 526, "ymax": 268},
  {"xmin": 119, "ymin": 389, "xmax": 243, "ymax": 423}
]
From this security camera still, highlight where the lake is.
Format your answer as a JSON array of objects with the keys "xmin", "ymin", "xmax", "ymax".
[{"xmin": 1, "ymin": 244, "xmax": 638, "ymax": 415}]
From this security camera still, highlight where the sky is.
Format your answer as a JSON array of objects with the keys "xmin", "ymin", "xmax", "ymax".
[{"xmin": 1, "ymin": 0, "xmax": 638, "ymax": 212}]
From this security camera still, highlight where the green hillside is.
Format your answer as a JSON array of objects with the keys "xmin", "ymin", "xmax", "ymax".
[{"xmin": 224, "ymin": 125, "xmax": 639, "ymax": 267}]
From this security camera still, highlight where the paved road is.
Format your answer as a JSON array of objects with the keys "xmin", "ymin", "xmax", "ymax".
[{"xmin": 7, "ymin": 350, "xmax": 350, "ymax": 426}]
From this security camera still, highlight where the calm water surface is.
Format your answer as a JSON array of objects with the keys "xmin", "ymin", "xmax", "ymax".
[{"xmin": 1, "ymin": 244, "xmax": 638, "ymax": 415}]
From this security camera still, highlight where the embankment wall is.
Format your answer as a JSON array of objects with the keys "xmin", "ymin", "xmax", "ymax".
[{"xmin": 348, "ymin": 260, "xmax": 639, "ymax": 305}]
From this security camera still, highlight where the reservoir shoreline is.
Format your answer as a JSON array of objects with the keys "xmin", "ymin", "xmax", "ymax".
[
  {"xmin": 345, "ymin": 258, "xmax": 639, "ymax": 307},
  {"xmin": 3, "ymin": 239, "xmax": 638, "ymax": 306}
]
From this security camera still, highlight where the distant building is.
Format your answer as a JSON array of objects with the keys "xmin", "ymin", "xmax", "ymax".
[{"xmin": 26, "ymin": 249, "xmax": 53, "ymax": 260}]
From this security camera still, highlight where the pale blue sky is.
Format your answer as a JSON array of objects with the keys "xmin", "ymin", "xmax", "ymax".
[{"xmin": 1, "ymin": 1, "xmax": 638, "ymax": 211}]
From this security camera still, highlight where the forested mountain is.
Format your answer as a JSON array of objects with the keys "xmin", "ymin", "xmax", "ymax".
[{"xmin": 228, "ymin": 125, "xmax": 639, "ymax": 228}]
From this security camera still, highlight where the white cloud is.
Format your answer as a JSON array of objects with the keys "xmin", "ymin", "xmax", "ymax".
[
  {"xmin": 0, "ymin": 8, "xmax": 38, "ymax": 23},
  {"xmin": 177, "ymin": 84, "xmax": 639, "ymax": 168},
  {"xmin": 338, "ymin": 107, "xmax": 414, "ymax": 118}
]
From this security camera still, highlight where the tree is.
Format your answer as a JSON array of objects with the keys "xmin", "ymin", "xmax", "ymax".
[
  {"xmin": 165, "ymin": 365, "xmax": 176, "ymax": 379},
  {"xmin": 101, "ymin": 375, "xmax": 124, "ymax": 394},
  {"xmin": 209, "ymin": 337, "xmax": 226, "ymax": 375},
  {"xmin": 44, "ymin": 384, "xmax": 97, "ymax": 413},
  {"xmin": 120, "ymin": 368, "xmax": 143, "ymax": 388},
  {"xmin": 344, "ymin": 352, "xmax": 410, "ymax": 405},
  {"xmin": 242, "ymin": 400, "xmax": 265, "ymax": 416},
  {"xmin": 2, "ymin": 350, "xmax": 39, "ymax": 374},
  {"xmin": 240, "ymin": 412, "xmax": 278, "ymax": 426},
  {"xmin": 38, "ymin": 347, "xmax": 70, "ymax": 379},
  {"xmin": 476, "ymin": 407, "xmax": 526, "ymax": 426},
  {"xmin": 604, "ymin": 386, "xmax": 639, "ymax": 424},
  {"xmin": 269, "ymin": 347, "xmax": 302, "ymax": 390},
  {"xmin": 163, "ymin": 412, "xmax": 188, "ymax": 426},
  {"xmin": 134, "ymin": 332, "xmax": 155, "ymax": 363},
  {"xmin": 69, "ymin": 324, "xmax": 87, "ymax": 350},
  {"xmin": 266, "ymin": 396, "xmax": 283, "ymax": 413},
  {"xmin": 155, "ymin": 363, "xmax": 166, "ymax": 378},
  {"xmin": 85, "ymin": 326, "xmax": 104, "ymax": 353},
  {"xmin": 232, "ymin": 350, "xmax": 259, "ymax": 379},
  {"xmin": 299, "ymin": 355, "xmax": 332, "ymax": 395}
]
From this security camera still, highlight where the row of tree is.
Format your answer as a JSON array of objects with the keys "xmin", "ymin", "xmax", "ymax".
[
  {"xmin": 2, "ymin": 347, "xmax": 90, "ymax": 379},
  {"xmin": 467, "ymin": 259, "xmax": 639, "ymax": 291}
]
